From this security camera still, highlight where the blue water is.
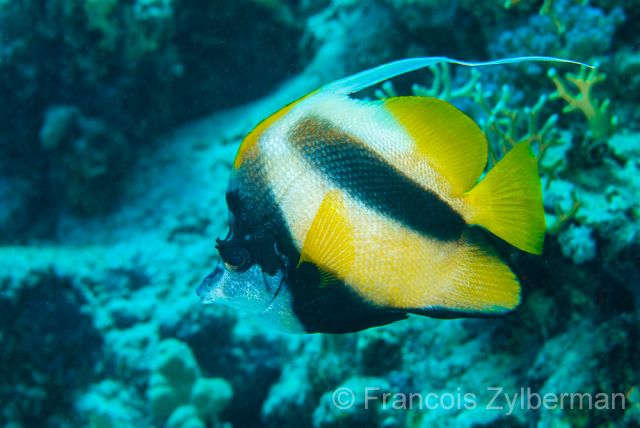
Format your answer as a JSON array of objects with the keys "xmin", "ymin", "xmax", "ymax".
[{"xmin": 1, "ymin": 1, "xmax": 638, "ymax": 427}]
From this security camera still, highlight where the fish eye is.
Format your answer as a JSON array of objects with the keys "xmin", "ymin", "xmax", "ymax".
[{"xmin": 222, "ymin": 245, "xmax": 251, "ymax": 272}]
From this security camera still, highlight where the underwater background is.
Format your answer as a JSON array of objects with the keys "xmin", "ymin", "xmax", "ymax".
[{"xmin": 1, "ymin": 0, "xmax": 639, "ymax": 427}]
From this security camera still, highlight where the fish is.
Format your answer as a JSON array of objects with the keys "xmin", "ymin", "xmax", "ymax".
[{"xmin": 197, "ymin": 56, "xmax": 589, "ymax": 334}]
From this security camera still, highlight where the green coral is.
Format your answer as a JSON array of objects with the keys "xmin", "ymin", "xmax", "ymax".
[
  {"xmin": 146, "ymin": 339, "xmax": 233, "ymax": 427},
  {"xmin": 503, "ymin": 0, "xmax": 589, "ymax": 32},
  {"xmin": 375, "ymin": 63, "xmax": 481, "ymax": 102},
  {"xmin": 83, "ymin": 0, "xmax": 175, "ymax": 59},
  {"xmin": 548, "ymin": 65, "xmax": 618, "ymax": 141},
  {"xmin": 473, "ymin": 84, "xmax": 562, "ymax": 168},
  {"xmin": 625, "ymin": 385, "xmax": 640, "ymax": 425},
  {"xmin": 547, "ymin": 190, "xmax": 581, "ymax": 235},
  {"xmin": 84, "ymin": 0, "xmax": 119, "ymax": 50},
  {"xmin": 412, "ymin": 63, "xmax": 481, "ymax": 101}
]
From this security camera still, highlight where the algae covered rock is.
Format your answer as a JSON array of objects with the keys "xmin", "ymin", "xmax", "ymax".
[
  {"xmin": 166, "ymin": 405, "xmax": 205, "ymax": 428},
  {"xmin": 147, "ymin": 338, "xmax": 233, "ymax": 426},
  {"xmin": 312, "ymin": 377, "xmax": 391, "ymax": 428},
  {"xmin": 77, "ymin": 379, "xmax": 146, "ymax": 428},
  {"xmin": 148, "ymin": 373, "xmax": 182, "ymax": 421},
  {"xmin": 38, "ymin": 104, "xmax": 131, "ymax": 216},
  {"xmin": 153, "ymin": 339, "xmax": 201, "ymax": 402},
  {"xmin": 191, "ymin": 377, "xmax": 233, "ymax": 422},
  {"xmin": 0, "ymin": 270, "xmax": 103, "ymax": 426}
]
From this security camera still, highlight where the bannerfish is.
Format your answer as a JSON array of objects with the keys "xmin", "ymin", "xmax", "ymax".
[{"xmin": 197, "ymin": 56, "xmax": 588, "ymax": 333}]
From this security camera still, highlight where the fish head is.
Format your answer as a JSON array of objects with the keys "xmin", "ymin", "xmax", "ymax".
[
  {"xmin": 196, "ymin": 188, "xmax": 304, "ymax": 332},
  {"xmin": 197, "ymin": 238, "xmax": 286, "ymax": 313}
]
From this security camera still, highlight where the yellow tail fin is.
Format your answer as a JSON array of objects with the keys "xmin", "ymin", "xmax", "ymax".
[{"xmin": 462, "ymin": 142, "xmax": 545, "ymax": 254}]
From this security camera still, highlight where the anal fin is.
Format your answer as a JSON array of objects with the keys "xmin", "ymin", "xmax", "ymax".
[{"xmin": 414, "ymin": 234, "xmax": 521, "ymax": 317}]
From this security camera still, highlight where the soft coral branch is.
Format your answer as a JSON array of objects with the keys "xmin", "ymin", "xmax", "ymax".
[{"xmin": 548, "ymin": 65, "xmax": 617, "ymax": 140}]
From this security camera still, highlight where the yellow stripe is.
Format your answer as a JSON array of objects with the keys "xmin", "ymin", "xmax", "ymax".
[{"xmin": 344, "ymin": 203, "xmax": 454, "ymax": 307}]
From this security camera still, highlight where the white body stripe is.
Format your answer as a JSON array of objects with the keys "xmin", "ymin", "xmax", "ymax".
[
  {"xmin": 260, "ymin": 109, "xmax": 330, "ymax": 249},
  {"xmin": 263, "ymin": 92, "xmax": 467, "ymax": 222}
]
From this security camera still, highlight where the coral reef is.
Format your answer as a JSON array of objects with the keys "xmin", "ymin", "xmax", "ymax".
[
  {"xmin": 0, "ymin": 269, "xmax": 103, "ymax": 426},
  {"xmin": 0, "ymin": 0, "xmax": 303, "ymax": 239},
  {"xmin": 77, "ymin": 380, "xmax": 146, "ymax": 428},
  {"xmin": 1, "ymin": 0, "xmax": 639, "ymax": 427},
  {"xmin": 489, "ymin": 0, "xmax": 625, "ymax": 61}
]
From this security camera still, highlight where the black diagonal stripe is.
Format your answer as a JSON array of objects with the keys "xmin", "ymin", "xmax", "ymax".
[{"xmin": 289, "ymin": 116, "xmax": 465, "ymax": 241}]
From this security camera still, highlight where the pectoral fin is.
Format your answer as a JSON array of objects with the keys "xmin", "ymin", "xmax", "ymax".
[{"xmin": 298, "ymin": 190, "xmax": 355, "ymax": 286}]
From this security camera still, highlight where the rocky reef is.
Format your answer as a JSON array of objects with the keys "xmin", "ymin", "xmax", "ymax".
[{"xmin": 1, "ymin": 0, "xmax": 639, "ymax": 427}]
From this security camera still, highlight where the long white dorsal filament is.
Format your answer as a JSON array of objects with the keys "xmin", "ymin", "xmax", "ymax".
[{"xmin": 320, "ymin": 56, "xmax": 593, "ymax": 96}]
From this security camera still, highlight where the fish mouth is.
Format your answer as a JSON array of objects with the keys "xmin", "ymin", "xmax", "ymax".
[{"xmin": 196, "ymin": 262, "xmax": 224, "ymax": 304}]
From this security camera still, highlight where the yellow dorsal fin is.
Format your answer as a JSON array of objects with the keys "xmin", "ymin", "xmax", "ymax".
[
  {"xmin": 385, "ymin": 96, "xmax": 488, "ymax": 195},
  {"xmin": 462, "ymin": 141, "xmax": 545, "ymax": 254},
  {"xmin": 420, "ymin": 238, "xmax": 521, "ymax": 315},
  {"xmin": 298, "ymin": 190, "xmax": 355, "ymax": 284}
]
